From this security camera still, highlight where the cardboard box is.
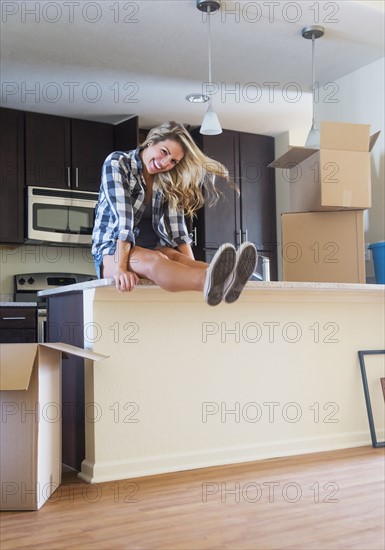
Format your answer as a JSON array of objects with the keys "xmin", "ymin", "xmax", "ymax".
[
  {"xmin": 281, "ymin": 210, "xmax": 365, "ymax": 283},
  {"xmin": 0, "ymin": 342, "xmax": 106, "ymax": 511},
  {"xmin": 269, "ymin": 121, "xmax": 380, "ymax": 211}
]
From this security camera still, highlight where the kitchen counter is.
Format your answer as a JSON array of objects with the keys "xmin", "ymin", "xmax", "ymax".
[
  {"xmin": 43, "ymin": 280, "xmax": 385, "ymax": 483},
  {"xmin": 38, "ymin": 278, "xmax": 384, "ymax": 299}
]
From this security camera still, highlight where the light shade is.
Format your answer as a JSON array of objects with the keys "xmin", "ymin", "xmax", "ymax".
[
  {"xmin": 305, "ymin": 124, "xmax": 320, "ymax": 148},
  {"xmin": 200, "ymin": 109, "xmax": 222, "ymax": 135}
]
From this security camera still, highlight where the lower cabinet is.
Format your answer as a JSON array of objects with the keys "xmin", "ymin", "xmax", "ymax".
[
  {"xmin": 0, "ymin": 306, "xmax": 37, "ymax": 343},
  {"xmin": 46, "ymin": 292, "xmax": 85, "ymax": 471}
]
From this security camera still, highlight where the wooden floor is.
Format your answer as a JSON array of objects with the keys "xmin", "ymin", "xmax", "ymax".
[{"xmin": 1, "ymin": 446, "xmax": 384, "ymax": 550}]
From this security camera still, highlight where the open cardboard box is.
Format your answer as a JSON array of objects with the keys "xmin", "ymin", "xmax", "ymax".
[
  {"xmin": 281, "ymin": 210, "xmax": 365, "ymax": 283},
  {"xmin": 0, "ymin": 342, "xmax": 107, "ymax": 511},
  {"xmin": 269, "ymin": 121, "xmax": 380, "ymax": 211}
]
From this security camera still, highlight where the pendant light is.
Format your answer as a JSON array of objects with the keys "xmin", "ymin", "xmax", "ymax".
[
  {"xmin": 302, "ymin": 25, "xmax": 324, "ymax": 148},
  {"xmin": 197, "ymin": 0, "xmax": 222, "ymax": 135}
]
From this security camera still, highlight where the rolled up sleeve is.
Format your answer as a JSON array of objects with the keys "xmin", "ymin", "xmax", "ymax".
[{"xmin": 168, "ymin": 209, "xmax": 193, "ymax": 247}]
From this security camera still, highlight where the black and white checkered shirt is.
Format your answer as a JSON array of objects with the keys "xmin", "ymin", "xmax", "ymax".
[{"xmin": 92, "ymin": 148, "xmax": 192, "ymax": 258}]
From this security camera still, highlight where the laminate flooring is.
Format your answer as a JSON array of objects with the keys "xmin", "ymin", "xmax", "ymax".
[{"xmin": 1, "ymin": 446, "xmax": 384, "ymax": 550}]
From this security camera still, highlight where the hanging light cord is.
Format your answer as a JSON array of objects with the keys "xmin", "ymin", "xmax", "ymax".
[
  {"xmin": 207, "ymin": 6, "xmax": 213, "ymax": 106},
  {"xmin": 311, "ymin": 32, "xmax": 316, "ymax": 127}
]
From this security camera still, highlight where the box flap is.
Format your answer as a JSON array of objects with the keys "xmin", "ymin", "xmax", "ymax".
[
  {"xmin": 0, "ymin": 344, "xmax": 38, "ymax": 390},
  {"xmin": 268, "ymin": 147, "xmax": 318, "ymax": 168},
  {"xmin": 369, "ymin": 131, "xmax": 381, "ymax": 152},
  {"xmin": 41, "ymin": 342, "xmax": 108, "ymax": 361},
  {"xmin": 320, "ymin": 121, "xmax": 371, "ymax": 152}
]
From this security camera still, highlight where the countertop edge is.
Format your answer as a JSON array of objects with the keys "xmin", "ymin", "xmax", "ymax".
[{"xmin": 37, "ymin": 278, "xmax": 385, "ymax": 298}]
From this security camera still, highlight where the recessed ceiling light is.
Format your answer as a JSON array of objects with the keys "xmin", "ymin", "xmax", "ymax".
[{"xmin": 186, "ymin": 93, "xmax": 210, "ymax": 103}]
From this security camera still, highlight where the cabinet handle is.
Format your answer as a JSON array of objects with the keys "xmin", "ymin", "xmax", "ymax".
[
  {"xmin": 75, "ymin": 167, "xmax": 79, "ymax": 188},
  {"xmin": 67, "ymin": 166, "xmax": 71, "ymax": 188},
  {"xmin": 241, "ymin": 229, "xmax": 249, "ymax": 243},
  {"xmin": 235, "ymin": 230, "xmax": 241, "ymax": 247},
  {"xmin": 2, "ymin": 316, "xmax": 27, "ymax": 320}
]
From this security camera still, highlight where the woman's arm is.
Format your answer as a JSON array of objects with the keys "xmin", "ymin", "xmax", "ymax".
[{"xmin": 106, "ymin": 239, "xmax": 139, "ymax": 292}]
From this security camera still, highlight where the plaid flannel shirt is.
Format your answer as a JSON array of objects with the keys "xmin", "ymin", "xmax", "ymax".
[{"xmin": 92, "ymin": 148, "xmax": 192, "ymax": 258}]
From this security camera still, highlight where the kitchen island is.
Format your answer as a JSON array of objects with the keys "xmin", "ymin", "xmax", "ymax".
[{"xmin": 40, "ymin": 280, "xmax": 385, "ymax": 483}]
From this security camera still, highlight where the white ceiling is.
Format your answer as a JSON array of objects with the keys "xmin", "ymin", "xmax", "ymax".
[{"xmin": 1, "ymin": 0, "xmax": 384, "ymax": 137}]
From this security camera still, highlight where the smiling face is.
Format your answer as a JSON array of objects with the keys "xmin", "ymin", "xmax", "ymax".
[{"xmin": 142, "ymin": 139, "xmax": 184, "ymax": 175}]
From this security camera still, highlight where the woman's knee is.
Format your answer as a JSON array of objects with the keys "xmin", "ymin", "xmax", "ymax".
[
  {"xmin": 130, "ymin": 249, "xmax": 169, "ymax": 277},
  {"xmin": 159, "ymin": 247, "xmax": 179, "ymax": 261}
]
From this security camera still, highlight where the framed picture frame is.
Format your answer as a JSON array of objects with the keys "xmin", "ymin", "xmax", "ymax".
[{"xmin": 358, "ymin": 350, "xmax": 385, "ymax": 448}]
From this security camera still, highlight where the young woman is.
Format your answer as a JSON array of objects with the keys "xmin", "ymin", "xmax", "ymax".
[{"xmin": 92, "ymin": 121, "xmax": 257, "ymax": 306}]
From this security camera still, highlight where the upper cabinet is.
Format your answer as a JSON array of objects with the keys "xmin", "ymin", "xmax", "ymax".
[
  {"xmin": 0, "ymin": 108, "xmax": 25, "ymax": 244},
  {"xmin": 71, "ymin": 119, "xmax": 115, "ymax": 191},
  {"xmin": 25, "ymin": 113, "xmax": 114, "ymax": 191},
  {"xmin": 0, "ymin": 109, "xmax": 138, "ymax": 245},
  {"xmin": 25, "ymin": 113, "xmax": 138, "ymax": 191},
  {"xmin": 191, "ymin": 129, "xmax": 277, "ymax": 280}
]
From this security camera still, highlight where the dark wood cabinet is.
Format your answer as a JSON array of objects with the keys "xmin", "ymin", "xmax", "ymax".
[
  {"xmin": 192, "ymin": 129, "xmax": 277, "ymax": 280},
  {"xmin": 193, "ymin": 130, "xmax": 240, "ymax": 250},
  {"xmin": 0, "ymin": 109, "xmax": 138, "ymax": 245},
  {"xmin": 114, "ymin": 116, "xmax": 139, "ymax": 151},
  {"xmin": 71, "ymin": 119, "xmax": 114, "ymax": 191},
  {"xmin": 0, "ymin": 108, "xmax": 25, "ymax": 244},
  {"xmin": 25, "ymin": 113, "xmax": 139, "ymax": 191},
  {"xmin": 25, "ymin": 113, "xmax": 114, "ymax": 191},
  {"xmin": 46, "ymin": 292, "xmax": 85, "ymax": 471},
  {"xmin": 0, "ymin": 306, "xmax": 37, "ymax": 343}
]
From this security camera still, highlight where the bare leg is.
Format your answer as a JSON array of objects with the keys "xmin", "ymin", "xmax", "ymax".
[
  {"xmin": 103, "ymin": 246, "xmax": 206, "ymax": 292},
  {"xmin": 157, "ymin": 246, "xmax": 208, "ymax": 269}
]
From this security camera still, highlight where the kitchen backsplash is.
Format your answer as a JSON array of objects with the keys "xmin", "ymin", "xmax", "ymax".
[{"xmin": 0, "ymin": 244, "xmax": 96, "ymax": 295}]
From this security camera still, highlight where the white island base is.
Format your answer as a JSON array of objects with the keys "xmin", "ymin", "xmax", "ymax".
[{"xmin": 48, "ymin": 281, "xmax": 384, "ymax": 484}]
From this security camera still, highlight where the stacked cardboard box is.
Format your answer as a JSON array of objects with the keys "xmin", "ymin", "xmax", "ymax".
[{"xmin": 269, "ymin": 121, "xmax": 380, "ymax": 283}]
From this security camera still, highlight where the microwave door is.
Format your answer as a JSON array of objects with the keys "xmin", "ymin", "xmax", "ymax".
[{"xmin": 28, "ymin": 195, "xmax": 96, "ymax": 245}]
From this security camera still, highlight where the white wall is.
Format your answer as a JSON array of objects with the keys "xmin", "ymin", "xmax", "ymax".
[
  {"xmin": 0, "ymin": 244, "xmax": 95, "ymax": 297},
  {"xmin": 275, "ymin": 57, "xmax": 385, "ymax": 281}
]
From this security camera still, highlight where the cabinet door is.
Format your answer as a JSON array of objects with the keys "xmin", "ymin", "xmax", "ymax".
[
  {"xmin": 238, "ymin": 133, "xmax": 277, "ymax": 280},
  {"xmin": 0, "ymin": 306, "xmax": 37, "ymax": 343},
  {"xmin": 25, "ymin": 112, "xmax": 71, "ymax": 188},
  {"xmin": 114, "ymin": 116, "xmax": 139, "ymax": 151},
  {"xmin": 194, "ymin": 130, "xmax": 240, "ymax": 260},
  {"xmin": 239, "ymin": 133, "xmax": 276, "ymax": 250},
  {"xmin": 71, "ymin": 119, "xmax": 114, "ymax": 191},
  {"xmin": 0, "ymin": 108, "xmax": 25, "ymax": 243},
  {"xmin": 47, "ymin": 293, "xmax": 85, "ymax": 471}
]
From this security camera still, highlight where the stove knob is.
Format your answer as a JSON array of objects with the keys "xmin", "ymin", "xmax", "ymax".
[
  {"xmin": 28, "ymin": 277, "xmax": 35, "ymax": 285},
  {"xmin": 18, "ymin": 277, "xmax": 26, "ymax": 285}
]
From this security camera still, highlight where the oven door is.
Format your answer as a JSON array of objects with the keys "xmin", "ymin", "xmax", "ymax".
[{"xmin": 27, "ymin": 187, "xmax": 97, "ymax": 245}]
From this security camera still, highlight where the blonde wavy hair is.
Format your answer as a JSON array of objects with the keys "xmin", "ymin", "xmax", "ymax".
[{"xmin": 141, "ymin": 121, "xmax": 229, "ymax": 218}]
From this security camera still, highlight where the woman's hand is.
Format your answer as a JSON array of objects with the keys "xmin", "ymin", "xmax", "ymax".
[{"xmin": 114, "ymin": 269, "xmax": 139, "ymax": 292}]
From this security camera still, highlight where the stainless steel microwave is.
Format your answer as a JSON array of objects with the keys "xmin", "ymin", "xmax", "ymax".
[{"xmin": 26, "ymin": 186, "xmax": 98, "ymax": 246}]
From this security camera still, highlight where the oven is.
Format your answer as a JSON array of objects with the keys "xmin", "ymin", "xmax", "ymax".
[
  {"xmin": 14, "ymin": 272, "xmax": 96, "ymax": 342},
  {"xmin": 26, "ymin": 187, "xmax": 98, "ymax": 246}
]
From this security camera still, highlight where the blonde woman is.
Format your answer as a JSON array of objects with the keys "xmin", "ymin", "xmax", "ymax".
[{"xmin": 92, "ymin": 121, "xmax": 257, "ymax": 306}]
